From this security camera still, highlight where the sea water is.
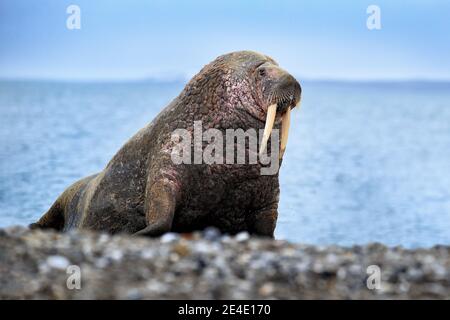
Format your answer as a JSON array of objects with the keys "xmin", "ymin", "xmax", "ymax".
[{"xmin": 1, "ymin": 80, "xmax": 449, "ymax": 248}]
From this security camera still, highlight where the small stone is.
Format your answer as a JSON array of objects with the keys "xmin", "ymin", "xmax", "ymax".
[
  {"xmin": 146, "ymin": 280, "xmax": 168, "ymax": 294},
  {"xmin": 173, "ymin": 242, "xmax": 190, "ymax": 257},
  {"xmin": 95, "ymin": 257, "xmax": 110, "ymax": 268},
  {"xmin": 235, "ymin": 232, "xmax": 250, "ymax": 242},
  {"xmin": 140, "ymin": 249, "xmax": 155, "ymax": 260},
  {"xmin": 399, "ymin": 282, "xmax": 410, "ymax": 293},
  {"xmin": 161, "ymin": 233, "xmax": 179, "ymax": 243},
  {"xmin": 203, "ymin": 227, "xmax": 221, "ymax": 241},
  {"xmin": 106, "ymin": 249, "xmax": 123, "ymax": 261},
  {"xmin": 259, "ymin": 282, "xmax": 275, "ymax": 297},
  {"xmin": 98, "ymin": 233, "xmax": 110, "ymax": 244},
  {"xmin": 221, "ymin": 235, "xmax": 232, "ymax": 243},
  {"xmin": 126, "ymin": 289, "xmax": 143, "ymax": 300},
  {"xmin": 46, "ymin": 255, "xmax": 70, "ymax": 270}
]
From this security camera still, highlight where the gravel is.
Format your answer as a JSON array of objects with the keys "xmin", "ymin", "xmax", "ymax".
[{"xmin": 1, "ymin": 226, "xmax": 450, "ymax": 299}]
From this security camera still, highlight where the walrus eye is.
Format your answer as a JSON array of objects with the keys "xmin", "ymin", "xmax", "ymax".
[{"xmin": 258, "ymin": 68, "xmax": 267, "ymax": 77}]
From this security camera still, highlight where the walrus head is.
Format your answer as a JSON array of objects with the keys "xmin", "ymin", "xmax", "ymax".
[
  {"xmin": 253, "ymin": 56, "xmax": 302, "ymax": 157},
  {"xmin": 183, "ymin": 51, "xmax": 301, "ymax": 158}
]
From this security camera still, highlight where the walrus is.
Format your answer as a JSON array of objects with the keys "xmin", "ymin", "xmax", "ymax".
[{"xmin": 30, "ymin": 51, "xmax": 301, "ymax": 237}]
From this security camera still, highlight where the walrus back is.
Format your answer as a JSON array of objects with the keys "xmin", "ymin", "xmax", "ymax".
[{"xmin": 31, "ymin": 109, "xmax": 167, "ymax": 233}]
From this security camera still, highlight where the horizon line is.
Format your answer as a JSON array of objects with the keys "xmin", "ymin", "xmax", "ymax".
[{"xmin": 1, "ymin": 76, "xmax": 450, "ymax": 85}]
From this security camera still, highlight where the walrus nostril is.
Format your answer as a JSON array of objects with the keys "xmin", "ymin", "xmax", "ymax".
[
  {"xmin": 278, "ymin": 75, "xmax": 295, "ymax": 89},
  {"xmin": 277, "ymin": 75, "xmax": 300, "ymax": 95}
]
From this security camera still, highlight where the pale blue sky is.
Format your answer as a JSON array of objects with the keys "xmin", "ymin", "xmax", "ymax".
[{"xmin": 1, "ymin": 0, "xmax": 449, "ymax": 81}]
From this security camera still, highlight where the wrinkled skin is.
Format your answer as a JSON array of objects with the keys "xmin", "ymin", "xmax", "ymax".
[{"xmin": 31, "ymin": 51, "xmax": 301, "ymax": 238}]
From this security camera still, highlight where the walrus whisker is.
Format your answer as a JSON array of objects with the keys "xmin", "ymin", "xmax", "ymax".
[{"xmin": 259, "ymin": 103, "xmax": 277, "ymax": 157}]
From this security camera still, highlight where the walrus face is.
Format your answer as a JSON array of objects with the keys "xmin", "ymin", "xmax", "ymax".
[
  {"xmin": 255, "ymin": 62, "xmax": 302, "ymax": 115},
  {"xmin": 183, "ymin": 51, "xmax": 301, "ymax": 158},
  {"xmin": 253, "ymin": 60, "xmax": 302, "ymax": 157}
]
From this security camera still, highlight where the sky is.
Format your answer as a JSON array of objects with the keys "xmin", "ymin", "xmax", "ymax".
[{"xmin": 0, "ymin": 0, "xmax": 449, "ymax": 81}]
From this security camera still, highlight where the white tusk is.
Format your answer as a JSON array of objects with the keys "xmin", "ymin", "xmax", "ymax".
[
  {"xmin": 280, "ymin": 106, "xmax": 291, "ymax": 159},
  {"xmin": 259, "ymin": 104, "xmax": 277, "ymax": 157}
]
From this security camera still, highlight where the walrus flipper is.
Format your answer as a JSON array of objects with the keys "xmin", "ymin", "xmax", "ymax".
[
  {"xmin": 133, "ymin": 178, "xmax": 178, "ymax": 237},
  {"xmin": 29, "ymin": 200, "xmax": 64, "ymax": 231},
  {"xmin": 248, "ymin": 202, "xmax": 279, "ymax": 238}
]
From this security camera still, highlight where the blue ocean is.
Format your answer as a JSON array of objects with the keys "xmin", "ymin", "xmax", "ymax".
[{"xmin": 1, "ymin": 80, "xmax": 449, "ymax": 248}]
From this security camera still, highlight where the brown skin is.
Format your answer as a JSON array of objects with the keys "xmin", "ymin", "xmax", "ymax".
[{"xmin": 30, "ymin": 51, "xmax": 301, "ymax": 238}]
